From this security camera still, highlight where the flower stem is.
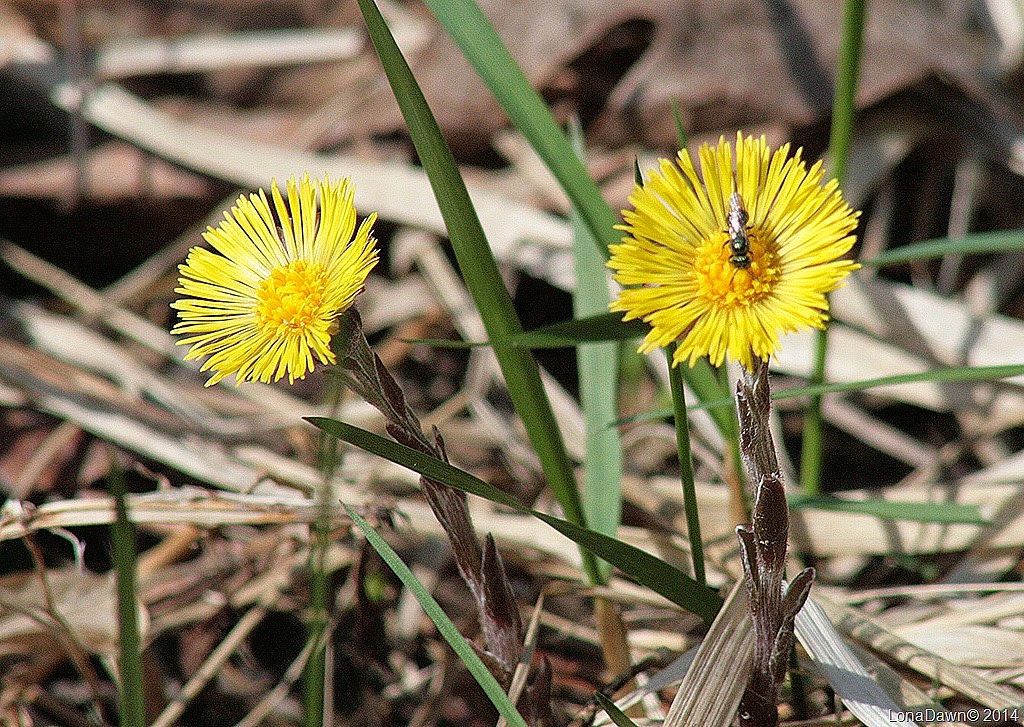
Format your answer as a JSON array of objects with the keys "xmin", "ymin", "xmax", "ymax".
[
  {"xmin": 800, "ymin": 0, "xmax": 867, "ymax": 495},
  {"xmin": 736, "ymin": 359, "xmax": 814, "ymax": 726},
  {"xmin": 666, "ymin": 343, "xmax": 706, "ymax": 587}
]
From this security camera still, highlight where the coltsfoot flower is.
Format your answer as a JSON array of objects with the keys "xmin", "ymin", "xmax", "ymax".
[
  {"xmin": 172, "ymin": 174, "xmax": 378, "ymax": 385},
  {"xmin": 609, "ymin": 132, "xmax": 860, "ymax": 370}
]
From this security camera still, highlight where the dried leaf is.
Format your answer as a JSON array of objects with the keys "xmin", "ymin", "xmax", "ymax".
[{"xmin": 0, "ymin": 568, "xmax": 148, "ymax": 658}]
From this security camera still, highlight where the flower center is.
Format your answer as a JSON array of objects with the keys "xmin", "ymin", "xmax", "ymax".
[
  {"xmin": 255, "ymin": 259, "xmax": 329, "ymax": 334},
  {"xmin": 693, "ymin": 228, "xmax": 781, "ymax": 305}
]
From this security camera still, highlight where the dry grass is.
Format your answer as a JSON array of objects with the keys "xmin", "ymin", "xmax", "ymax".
[{"xmin": 1, "ymin": 0, "xmax": 1024, "ymax": 724}]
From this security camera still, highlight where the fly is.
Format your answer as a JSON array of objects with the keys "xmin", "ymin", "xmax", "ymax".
[{"xmin": 726, "ymin": 191, "xmax": 752, "ymax": 270}]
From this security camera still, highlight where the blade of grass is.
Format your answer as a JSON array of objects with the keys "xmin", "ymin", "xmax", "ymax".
[
  {"xmin": 794, "ymin": 597, "xmax": 910, "ymax": 727},
  {"xmin": 304, "ymin": 380, "xmax": 345, "ymax": 727},
  {"xmin": 569, "ymin": 120, "xmax": 622, "ymax": 577},
  {"xmin": 310, "ymin": 417, "xmax": 722, "ymax": 622},
  {"xmin": 420, "ymin": 0, "xmax": 619, "ymax": 257},
  {"xmin": 827, "ymin": 0, "xmax": 867, "ymax": 188},
  {"xmin": 666, "ymin": 343, "xmax": 705, "ymax": 587},
  {"xmin": 399, "ymin": 311, "xmax": 647, "ymax": 349},
  {"xmin": 620, "ymin": 363, "xmax": 1024, "ymax": 420},
  {"xmin": 800, "ymin": 332, "xmax": 829, "ymax": 495},
  {"xmin": 787, "ymin": 495, "xmax": 986, "ymax": 525},
  {"xmin": 110, "ymin": 457, "xmax": 145, "ymax": 727},
  {"xmin": 303, "ymin": 511, "xmax": 330, "ymax": 727},
  {"xmin": 595, "ymin": 692, "xmax": 642, "ymax": 727},
  {"xmin": 345, "ymin": 505, "xmax": 529, "ymax": 727},
  {"xmin": 569, "ymin": 120, "xmax": 634, "ymax": 674},
  {"xmin": 863, "ymin": 228, "xmax": 1024, "ymax": 267},
  {"xmin": 801, "ymin": 0, "xmax": 868, "ymax": 496},
  {"xmin": 355, "ymin": 0, "xmax": 600, "ymax": 584}
]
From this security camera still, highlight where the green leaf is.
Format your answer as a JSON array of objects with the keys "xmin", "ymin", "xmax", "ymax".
[
  {"xmin": 864, "ymin": 229, "xmax": 1024, "ymax": 268},
  {"xmin": 774, "ymin": 363, "xmax": 1024, "ymax": 400},
  {"xmin": 512, "ymin": 313, "xmax": 647, "ymax": 347},
  {"xmin": 625, "ymin": 363, "xmax": 1024, "ymax": 422},
  {"xmin": 356, "ymin": 0, "xmax": 599, "ymax": 583},
  {"xmin": 404, "ymin": 313, "xmax": 646, "ymax": 350},
  {"xmin": 665, "ymin": 342, "xmax": 706, "ymax": 586},
  {"xmin": 569, "ymin": 121, "xmax": 622, "ymax": 578},
  {"xmin": 420, "ymin": 0, "xmax": 620, "ymax": 257},
  {"xmin": 345, "ymin": 505, "xmax": 529, "ymax": 727},
  {"xmin": 788, "ymin": 495, "xmax": 988, "ymax": 525},
  {"xmin": 310, "ymin": 417, "xmax": 723, "ymax": 622},
  {"xmin": 595, "ymin": 692, "xmax": 641, "ymax": 727}
]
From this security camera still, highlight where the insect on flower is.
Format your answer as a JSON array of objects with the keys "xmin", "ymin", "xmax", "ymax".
[
  {"xmin": 726, "ymin": 191, "xmax": 753, "ymax": 270},
  {"xmin": 608, "ymin": 132, "xmax": 861, "ymax": 371}
]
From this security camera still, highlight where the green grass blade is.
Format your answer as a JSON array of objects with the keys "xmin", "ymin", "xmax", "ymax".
[
  {"xmin": 864, "ymin": 228, "xmax": 1024, "ymax": 267},
  {"xmin": 716, "ymin": 363, "xmax": 1024, "ymax": 414},
  {"xmin": 570, "ymin": 122, "xmax": 622, "ymax": 577},
  {"xmin": 626, "ymin": 363, "xmax": 1024, "ymax": 423},
  {"xmin": 513, "ymin": 313, "xmax": 647, "ymax": 347},
  {"xmin": 420, "ymin": 0, "xmax": 620, "ymax": 256},
  {"xmin": 800, "ymin": 330, "xmax": 829, "ymax": 495},
  {"xmin": 595, "ymin": 692, "xmax": 641, "ymax": 727},
  {"xmin": 532, "ymin": 510, "xmax": 720, "ymax": 623},
  {"xmin": 398, "ymin": 312, "xmax": 647, "ymax": 350},
  {"xmin": 356, "ymin": 0, "xmax": 599, "ymax": 584},
  {"xmin": 666, "ymin": 343, "xmax": 705, "ymax": 586},
  {"xmin": 803, "ymin": 0, "xmax": 868, "ymax": 495},
  {"xmin": 310, "ymin": 417, "xmax": 722, "ymax": 622},
  {"xmin": 305, "ymin": 382, "xmax": 345, "ymax": 727},
  {"xmin": 345, "ymin": 505, "xmax": 529, "ymax": 727},
  {"xmin": 788, "ymin": 495, "xmax": 986, "ymax": 525},
  {"xmin": 110, "ymin": 463, "xmax": 145, "ymax": 727},
  {"xmin": 828, "ymin": 0, "xmax": 867, "ymax": 187}
]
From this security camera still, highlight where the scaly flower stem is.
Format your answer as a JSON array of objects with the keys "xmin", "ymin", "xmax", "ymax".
[
  {"xmin": 331, "ymin": 310, "xmax": 525, "ymax": 680},
  {"xmin": 667, "ymin": 342, "xmax": 706, "ymax": 587},
  {"xmin": 801, "ymin": 0, "xmax": 867, "ymax": 494},
  {"xmin": 736, "ymin": 359, "xmax": 814, "ymax": 726}
]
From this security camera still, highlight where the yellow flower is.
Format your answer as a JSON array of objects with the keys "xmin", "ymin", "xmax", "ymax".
[
  {"xmin": 609, "ymin": 132, "xmax": 860, "ymax": 370},
  {"xmin": 172, "ymin": 174, "xmax": 378, "ymax": 386}
]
